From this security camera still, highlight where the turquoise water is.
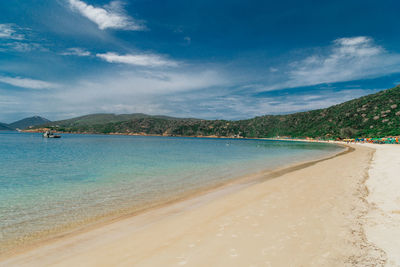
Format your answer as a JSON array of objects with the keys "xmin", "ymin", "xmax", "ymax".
[{"xmin": 0, "ymin": 132, "xmax": 343, "ymax": 252}]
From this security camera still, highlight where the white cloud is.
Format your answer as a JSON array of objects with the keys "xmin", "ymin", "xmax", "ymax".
[
  {"xmin": 0, "ymin": 42, "xmax": 44, "ymax": 52},
  {"xmin": 96, "ymin": 52, "xmax": 179, "ymax": 67},
  {"xmin": 0, "ymin": 94, "xmax": 20, "ymax": 106},
  {"xmin": 0, "ymin": 76, "xmax": 58, "ymax": 89},
  {"xmin": 0, "ymin": 24, "xmax": 25, "ymax": 40},
  {"xmin": 161, "ymin": 88, "xmax": 379, "ymax": 120},
  {"xmin": 60, "ymin": 47, "xmax": 91, "ymax": 56},
  {"xmin": 269, "ymin": 67, "xmax": 278, "ymax": 72},
  {"xmin": 75, "ymin": 69, "xmax": 225, "ymax": 95},
  {"xmin": 68, "ymin": 0, "xmax": 144, "ymax": 31},
  {"xmin": 333, "ymin": 36, "xmax": 382, "ymax": 57},
  {"xmin": 335, "ymin": 36, "xmax": 371, "ymax": 46},
  {"xmin": 290, "ymin": 36, "xmax": 400, "ymax": 85},
  {"xmin": 263, "ymin": 36, "xmax": 400, "ymax": 91},
  {"xmin": 0, "ymin": 24, "xmax": 46, "ymax": 53},
  {"xmin": 25, "ymin": 68, "xmax": 228, "ymax": 118}
]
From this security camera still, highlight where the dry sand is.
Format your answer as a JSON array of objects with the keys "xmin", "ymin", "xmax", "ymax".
[
  {"xmin": 0, "ymin": 145, "xmax": 390, "ymax": 266},
  {"xmin": 361, "ymin": 144, "xmax": 400, "ymax": 266}
]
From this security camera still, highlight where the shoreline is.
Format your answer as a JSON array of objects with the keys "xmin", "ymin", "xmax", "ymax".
[
  {"xmin": 22, "ymin": 129, "xmax": 245, "ymax": 139},
  {"xmin": 0, "ymin": 143, "xmax": 346, "ymax": 260},
  {"xmin": 1, "ymin": 144, "xmax": 389, "ymax": 266},
  {"xmin": 361, "ymin": 144, "xmax": 400, "ymax": 266},
  {"xmin": 21, "ymin": 130, "xmax": 399, "ymax": 147}
]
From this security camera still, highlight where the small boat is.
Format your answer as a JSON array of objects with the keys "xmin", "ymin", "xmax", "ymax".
[{"xmin": 43, "ymin": 130, "xmax": 61, "ymax": 138}]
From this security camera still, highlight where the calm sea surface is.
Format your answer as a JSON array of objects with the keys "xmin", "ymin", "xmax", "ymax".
[{"xmin": 0, "ymin": 132, "xmax": 343, "ymax": 252}]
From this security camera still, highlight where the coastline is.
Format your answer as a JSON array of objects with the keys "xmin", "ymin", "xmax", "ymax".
[
  {"xmin": 0, "ymin": 143, "xmax": 389, "ymax": 266},
  {"xmin": 0, "ymin": 142, "xmax": 345, "ymax": 259},
  {"xmin": 22, "ymin": 129, "xmax": 242, "ymax": 139}
]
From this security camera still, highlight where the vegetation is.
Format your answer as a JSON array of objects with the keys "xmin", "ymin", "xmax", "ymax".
[
  {"xmin": 0, "ymin": 116, "xmax": 50, "ymax": 131},
  {"xmin": 0, "ymin": 122, "xmax": 14, "ymax": 131},
  {"xmin": 9, "ymin": 116, "xmax": 50, "ymax": 130},
  {"xmin": 43, "ymin": 113, "xmax": 199, "ymax": 128},
  {"xmin": 36, "ymin": 85, "xmax": 400, "ymax": 138}
]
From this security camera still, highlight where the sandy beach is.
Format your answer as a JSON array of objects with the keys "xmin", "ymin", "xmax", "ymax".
[
  {"xmin": 1, "ymin": 144, "xmax": 398, "ymax": 266},
  {"xmin": 362, "ymin": 144, "xmax": 400, "ymax": 266}
]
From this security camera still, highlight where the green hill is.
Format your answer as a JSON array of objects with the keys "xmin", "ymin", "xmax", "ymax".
[
  {"xmin": 38, "ymin": 85, "xmax": 400, "ymax": 138},
  {"xmin": 233, "ymin": 84, "xmax": 400, "ymax": 138},
  {"xmin": 9, "ymin": 116, "xmax": 50, "ymax": 130},
  {"xmin": 1, "ymin": 116, "xmax": 51, "ymax": 131},
  {"xmin": 42, "ymin": 113, "xmax": 198, "ymax": 128},
  {"xmin": 0, "ymin": 122, "xmax": 14, "ymax": 131}
]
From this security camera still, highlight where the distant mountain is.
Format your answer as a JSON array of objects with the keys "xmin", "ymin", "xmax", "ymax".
[
  {"xmin": 39, "ymin": 113, "xmax": 198, "ymax": 129},
  {"xmin": 0, "ymin": 122, "xmax": 14, "ymax": 131},
  {"xmin": 34, "ymin": 85, "xmax": 400, "ymax": 138},
  {"xmin": 9, "ymin": 116, "xmax": 51, "ymax": 130}
]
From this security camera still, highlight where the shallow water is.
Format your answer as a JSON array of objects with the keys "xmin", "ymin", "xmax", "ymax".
[{"xmin": 0, "ymin": 132, "xmax": 342, "ymax": 252}]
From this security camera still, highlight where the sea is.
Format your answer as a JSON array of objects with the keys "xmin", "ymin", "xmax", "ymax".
[{"xmin": 0, "ymin": 131, "xmax": 343, "ymax": 253}]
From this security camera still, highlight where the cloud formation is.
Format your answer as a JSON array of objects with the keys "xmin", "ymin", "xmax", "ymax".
[
  {"xmin": 96, "ymin": 52, "xmax": 179, "ymax": 67},
  {"xmin": 0, "ymin": 68, "xmax": 227, "ymax": 121},
  {"xmin": 0, "ymin": 42, "xmax": 44, "ymax": 52},
  {"xmin": 0, "ymin": 24, "xmax": 25, "ymax": 40},
  {"xmin": 0, "ymin": 24, "xmax": 46, "ymax": 53},
  {"xmin": 283, "ymin": 36, "xmax": 400, "ymax": 89},
  {"xmin": 60, "ymin": 47, "xmax": 91, "ymax": 56},
  {"xmin": 0, "ymin": 76, "xmax": 58, "ymax": 89},
  {"xmin": 157, "ymin": 87, "xmax": 379, "ymax": 120},
  {"xmin": 68, "ymin": 0, "xmax": 144, "ymax": 31}
]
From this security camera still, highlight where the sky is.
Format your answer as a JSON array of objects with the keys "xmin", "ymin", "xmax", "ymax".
[{"xmin": 1, "ymin": 0, "xmax": 400, "ymax": 122}]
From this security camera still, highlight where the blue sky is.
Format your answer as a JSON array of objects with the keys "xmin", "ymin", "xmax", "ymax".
[{"xmin": 1, "ymin": 0, "xmax": 400, "ymax": 122}]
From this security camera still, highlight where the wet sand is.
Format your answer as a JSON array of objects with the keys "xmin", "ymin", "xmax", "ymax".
[{"xmin": 0, "ymin": 145, "xmax": 388, "ymax": 266}]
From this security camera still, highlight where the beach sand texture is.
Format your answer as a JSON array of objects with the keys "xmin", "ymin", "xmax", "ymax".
[
  {"xmin": 364, "ymin": 144, "xmax": 400, "ymax": 266},
  {"xmin": 0, "ymin": 145, "xmax": 390, "ymax": 266}
]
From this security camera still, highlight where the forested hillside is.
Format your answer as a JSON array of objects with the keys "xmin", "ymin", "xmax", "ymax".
[{"xmin": 36, "ymin": 85, "xmax": 400, "ymax": 138}]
